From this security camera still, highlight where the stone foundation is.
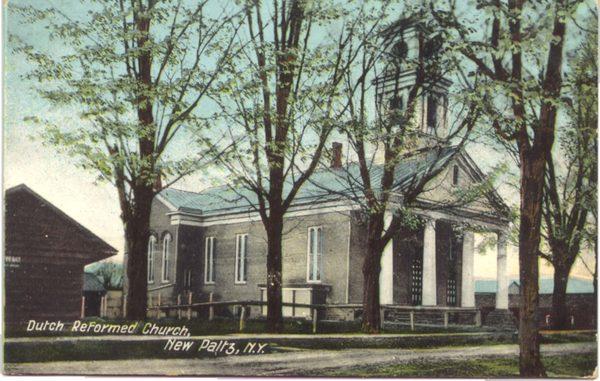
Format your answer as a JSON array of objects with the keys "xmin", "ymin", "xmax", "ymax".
[{"xmin": 484, "ymin": 308, "xmax": 517, "ymax": 329}]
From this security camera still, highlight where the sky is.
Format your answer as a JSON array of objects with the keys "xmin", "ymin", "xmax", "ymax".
[{"xmin": 2, "ymin": 0, "xmax": 595, "ymax": 282}]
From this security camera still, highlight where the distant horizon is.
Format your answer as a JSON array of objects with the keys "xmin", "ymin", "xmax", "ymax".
[{"xmin": 474, "ymin": 275, "xmax": 594, "ymax": 281}]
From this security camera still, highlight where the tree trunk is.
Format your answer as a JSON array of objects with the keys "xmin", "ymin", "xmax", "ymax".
[
  {"xmin": 124, "ymin": 186, "xmax": 153, "ymax": 320},
  {"xmin": 593, "ymin": 239, "xmax": 597, "ymax": 327},
  {"xmin": 266, "ymin": 215, "xmax": 284, "ymax": 333},
  {"xmin": 517, "ymin": 157, "xmax": 547, "ymax": 377},
  {"xmin": 594, "ymin": 262, "xmax": 597, "ymax": 328},
  {"xmin": 551, "ymin": 262, "xmax": 570, "ymax": 329},
  {"xmin": 362, "ymin": 235, "xmax": 383, "ymax": 333}
]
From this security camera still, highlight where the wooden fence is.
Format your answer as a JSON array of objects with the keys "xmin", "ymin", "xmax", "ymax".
[{"xmin": 147, "ymin": 293, "xmax": 482, "ymax": 333}]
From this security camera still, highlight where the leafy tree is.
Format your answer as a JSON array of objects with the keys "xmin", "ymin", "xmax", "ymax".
[
  {"xmin": 11, "ymin": 0, "xmax": 241, "ymax": 319},
  {"xmin": 432, "ymin": 0, "xmax": 587, "ymax": 375},
  {"xmin": 539, "ymin": 16, "xmax": 597, "ymax": 329},
  {"xmin": 200, "ymin": 0, "xmax": 395, "ymax": 332},
  {"xmin": 91, "ymin": 262, "xmax": 124, "ymax": 290},
  {"xmin": 325, "ymin": 12, "xmax": 490, "ymax": 332}
]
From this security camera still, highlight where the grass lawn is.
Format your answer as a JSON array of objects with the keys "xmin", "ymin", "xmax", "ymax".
[{"xmin": 311, "ymin": 352, "xmax": 598, "ymax": 378}]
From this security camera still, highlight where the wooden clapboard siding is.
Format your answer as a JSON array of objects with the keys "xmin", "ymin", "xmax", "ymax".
[{"xmin": 5, "ymin": 185, "xmax": 117, "ymax": 325}]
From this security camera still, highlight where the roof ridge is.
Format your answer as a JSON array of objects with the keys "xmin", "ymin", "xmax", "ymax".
[
  {"xmin": 163, "ymin": 187, "xmax": 203, "ymax": 195},
  {"xmin": 164, "ymin": 184, "xmax": 231, "ymax": 196},
  {"xmin": 6, "ymin": 184, "xmax": 117, "ymax": 255}
]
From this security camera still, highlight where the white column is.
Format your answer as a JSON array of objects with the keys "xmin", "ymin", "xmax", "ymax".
[
  {"xmin": 379, "ymin": 211, "xmax": 394, "ymax": 305},
  {"xmin": 461, "ymin": 231, "xmax": 475, "ymax": 307},
  {"xmin": 496, "ymin": 231, "xmax": 509, "ymax": 309},
  {"xmin": 422, "ymin": 218, "xmax": 437, "ymax": 306}
]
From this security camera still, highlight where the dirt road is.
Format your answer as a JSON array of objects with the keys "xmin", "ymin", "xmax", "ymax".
[{"xmin": 4, "ymin": 342, "xmax": 596, "ymax": 376}]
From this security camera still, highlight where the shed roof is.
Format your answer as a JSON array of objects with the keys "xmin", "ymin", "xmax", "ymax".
[{"xmin": 83, "ymin": 272, "xmax": 106, "ymax": 293}]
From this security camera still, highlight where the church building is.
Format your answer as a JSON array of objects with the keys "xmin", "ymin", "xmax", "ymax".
[{"xmin": 141, "ymin": 18, "xmax": 511, "ymax": 323}]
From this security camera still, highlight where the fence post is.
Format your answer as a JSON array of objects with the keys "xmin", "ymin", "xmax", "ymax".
[
  {"xmin": 443, "ymin": 311, "xmax": 449, "ymax": 328},
  {"xmin": 312, "ymin": 308, "xmax": 318, "ymax": 334},
  {"xmin": 380, "ymin": 307, "xmax": 385, "ymax": 329},
  {"xmin": 102, "ymin": 295, "xmax": 108, "ymax": 317},
  {"xmin": 123, "ymin": 298, "xmax": 127, "ymax": 318},
  {"xmin": 99, "ymin": 295, "xmax": 104, "ymax": 318},
  {"xmin": 475, "ymin": 310, "xmax": 482, "ymax": 327},
  {"xmin": 80, "ymin": 296, "xmax": 86, "ymax": 319},
  {"xmin": 187, "ymin": 292, "xmax": 193, "ymax": 320},
  {"xmin": 157, "ymin": 293, "xmax": 162, "ymax": 318},
  {"xmin": 177, "ymin": 294, "xmax": 182, "ymax": 320},
  {"xmin": 239, "ymin": 306, "xmax": 246, "ymax": 332},
  {"xmin": 410, "ymin": 311, "xmax": 415, "ymax": 331},
  {"xmin": 208, "ymin": 292, "xmax": 214, "ymax": 321}
]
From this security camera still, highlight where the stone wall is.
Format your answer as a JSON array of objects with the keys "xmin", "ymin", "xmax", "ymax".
[{"xmin": 475, "ymin": 292, "xmax": 596, "ymax": 329}]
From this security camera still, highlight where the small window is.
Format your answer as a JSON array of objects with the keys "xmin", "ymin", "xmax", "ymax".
[
  {"xmin": 184, "ymin": 269, "xmax": 192, "ymax": 288},
  {"xmin": 235, "ymin": 234, "xmax": 248, "ymax": 284},
  {"xmin": 452, "ymin": 165, "xmax": 459, "ymax": 186},
  {"xmin": 204, "ymin": 237, "xmax": 215, "ymax": 284},
  {"xmin": 161, "ymin": 233, "xmax": 172, "ymax": 282},
  {"xmin": 307, "ymin": 227, "xmax": 323, "ymax": 282},
  {"xmin": 389, "ymin": 95, "xmax": 403, "ymax": 110},
  {"xmin": 426, "ymin": 95, "xmax": 438, "ymax": 133},
  {"xmin": 147, "ymin": 235, "xmax": 157, "ymax": 283},
  {"xmin": 411, "ymin": 256, "xmax": 422, "ymax": 305}
]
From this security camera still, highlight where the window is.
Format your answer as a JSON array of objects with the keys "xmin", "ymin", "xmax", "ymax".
[
  {"xmin": 235, "ymin": 234, "xmax": 248, "ymax": 284},
  {"xmin": 452, "ymin": 165, "xmax": 460, "ymax": 186},
  {"xmin": 411, "ymin": 255, "xmax": 422, "ymax": 305},
  {"xmin": 147, "ymin": 236, "xmax": 157, "ymax": 283},
  {"xmin": 161, "ymin": 233, "xmax": 172, "ymax": 282},
  {"xmin": 204, "ymin": 237, "xmax": 215, "ymax": 284},
  {"xmin": 307, "ymin": 227, "xmax": 323, "ymax": 282},
  {"xmin": 426, "ymin": 95, "xmax": 438, "ymax": 133},
  {"xmin": 446, "ymin": 232, "xmax": 458, "ymax": 306},
  {"xmin": 389, "ymin": 95, "xmax": 403, "ymax": 110},
  {"xmin": 447, "ymin": 279, "xmax": 457, "ymax": 305},
  {"xmin": 184, "ymin": 269, "xmax": 192, "ymax": 289}
]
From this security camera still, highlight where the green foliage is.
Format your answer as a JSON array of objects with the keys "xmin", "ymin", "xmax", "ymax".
[
  {"xmin": 11, "ymin": 0, "xmax": 241, "ymax": 200},
  {"xmin": 198, "ymin": 0, "xmax": 401, "ymax": 214},
  {"xmin": 539, "ymin": 14, "xmax": 597, "ymax": 268},
  {"xmin": 89, "ymin": 261, "xmax": 124, "ymax": 290}
]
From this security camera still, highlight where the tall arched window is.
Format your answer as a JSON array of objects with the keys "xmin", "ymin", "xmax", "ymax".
[
  {"xmin": 147, "ymin": 235, "xmax": 157, "ymax": 283},
  {"xmin": 162, "ymin": 233, "xmax": 172, "ymax": 282}
]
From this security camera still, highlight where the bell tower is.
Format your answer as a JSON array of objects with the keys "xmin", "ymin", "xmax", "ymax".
[{"xmin": 374, "ymin": 17, "xmax": 451, "ymax": 140}]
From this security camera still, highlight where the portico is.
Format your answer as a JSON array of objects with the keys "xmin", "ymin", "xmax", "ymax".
[{"xmin": 379, "ymin": 210, "xmax": 510, "ymax": 312}]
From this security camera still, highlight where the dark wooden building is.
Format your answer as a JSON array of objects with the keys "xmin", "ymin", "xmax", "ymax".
[{"xmin": 5, "ymin": 184, "xmax": 117, "ymax": 326}]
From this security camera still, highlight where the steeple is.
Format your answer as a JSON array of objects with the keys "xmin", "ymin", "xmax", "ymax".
[{"xmin": 374, "ymin": 16, "xmax": 451, "ymax": 140}]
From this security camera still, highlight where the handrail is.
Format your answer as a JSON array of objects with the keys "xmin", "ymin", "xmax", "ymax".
[
  {"xmin": 147, "ymin": 299, "xmax": 482, "ymax": 331},
  {"xmin": 148, "ymin": 300, "xmax": 479, "ymax": 313}
]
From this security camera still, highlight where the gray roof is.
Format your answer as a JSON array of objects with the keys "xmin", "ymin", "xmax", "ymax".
[
  {"xmin": 475, "ymin": 277, "xmax": 594, "ymax": 294},
  {"xmin": 83, "ymin": 272, "xmax": 105, "ymax": 293},
  {"xmin": 160, "ymin": 146, "xmax": 458, "ymax": 215}
]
